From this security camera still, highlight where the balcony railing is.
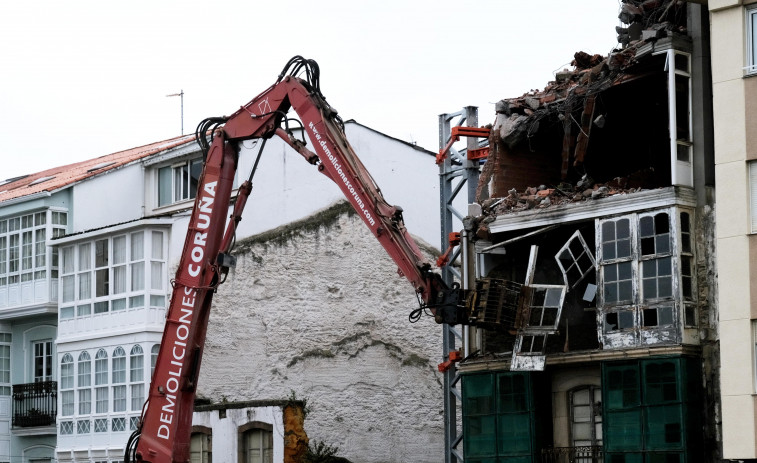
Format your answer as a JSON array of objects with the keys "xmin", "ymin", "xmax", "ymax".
[
  {"xmin": 541, "ymin": 446, "xmax": 603, "ymax": 463},
  {"xmin": 12, "ymin": 381, "xmax": 56, "ymax": 427}
]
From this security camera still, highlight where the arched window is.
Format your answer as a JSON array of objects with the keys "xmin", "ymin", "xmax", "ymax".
[
  {"xmin": 239, "ymin": 422, "xmax": 273, "ymax": 463},
  {"xmin": 569, "ymin": 385, "xmax": 602, "ymax": 448},
  {"xmin": 112, "ymin": 347, "xmax": 126, "ymax": 412},
  {"xmin": 60, "ymin": 354, "xmax": 74, "ymax": 416},
  {"xmin": 191, "ymin": 426, "xmax": 212, "ymax": 463},
  {"xmin": 130, "ymin": 345, "xmax": 144, "ymax": 411},
  {"xmin": 151, "ymin": 344, "xmax": 160, "ymax": 377},
  {"xmin": 94, "ymin": 349, "xmax": 108, "ymax": 413},
  {"xmin": 77, "ymin": 352, "xmax": 91, "ymax": 415}
]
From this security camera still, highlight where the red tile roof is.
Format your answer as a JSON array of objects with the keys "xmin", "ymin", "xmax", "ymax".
[{"xmin": 0, "ymin": 134, "xmax": 197, "ymax": 204}]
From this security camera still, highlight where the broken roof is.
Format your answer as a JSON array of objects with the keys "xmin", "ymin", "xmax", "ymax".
[
  {"xmin": 476, "ymin": 0, "xmax": 693, "ymax": 212},
  {"xmin": 0, "ymin": 134, "xmax": 197, "ymax": 204}
]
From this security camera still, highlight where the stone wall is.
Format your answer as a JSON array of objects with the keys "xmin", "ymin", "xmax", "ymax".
[{"xmin": 196, "ymin": 203, "xmax": 445, "ymax": 462}]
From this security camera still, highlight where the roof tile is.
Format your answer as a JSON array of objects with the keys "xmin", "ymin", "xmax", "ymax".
[{"xmin": 0, "ymin": 134, "xmax": 197, "ymax": 204}]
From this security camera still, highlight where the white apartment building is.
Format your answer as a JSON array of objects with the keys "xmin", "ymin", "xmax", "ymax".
[{"xmin": 0, "ymin": 121, "xmax": 442, "ymax": 463}]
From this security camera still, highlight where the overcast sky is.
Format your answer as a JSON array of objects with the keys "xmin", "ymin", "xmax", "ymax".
[{"xmin": 0, "ymin": 1, "xmax": 621, "ymax": 180}]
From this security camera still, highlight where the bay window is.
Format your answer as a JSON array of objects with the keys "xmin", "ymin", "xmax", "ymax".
[
  {"xmin": 59, "ymin": 228, "xmax": 167, "ymax": 319},
  {"xmin": 0, "ymin": 210, "xmax": 66, "ymax": 287},
  {"xmin": 59, "ymin": 343, "xmax": 149, "ymax": 436},
  {"xmin": 598, "ymin": 208, "xmax": 695, "ymax": 347}
]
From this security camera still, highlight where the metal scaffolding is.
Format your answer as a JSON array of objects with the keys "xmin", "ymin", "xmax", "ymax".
[{"xmin": 439, "ymin": 106, "xmax": 482, "ymax": 463}]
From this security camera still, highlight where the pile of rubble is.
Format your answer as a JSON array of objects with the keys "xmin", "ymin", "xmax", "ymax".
[{"xmin": 481, "ymin": 169, "xmax": 657, "ymax": 217}]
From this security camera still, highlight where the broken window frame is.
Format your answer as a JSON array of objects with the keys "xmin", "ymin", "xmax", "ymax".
[
  {"xmin": 679, "ymin": 210, "xmax": 698, "ymax": 328},
  {"xmin": 523, "ymin": 284, "xmax": 567, "ymax": 333},
  {"xmin": 597, "ymin": 209, "xmax": 684, "ymax": 337},
  {"xmin": 555, "ymin": 230, "xmax": 597, "ymax": 290}
]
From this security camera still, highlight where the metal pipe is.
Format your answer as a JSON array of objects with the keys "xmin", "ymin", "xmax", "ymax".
[{"xmin": 461, "ymin": 228, "xmax": 470, "ymax": 357}]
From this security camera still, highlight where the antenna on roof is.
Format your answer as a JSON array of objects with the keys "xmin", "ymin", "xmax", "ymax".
[{"xmin": 166, "ymin": 90, "xmax": 184, "ymax": 135}]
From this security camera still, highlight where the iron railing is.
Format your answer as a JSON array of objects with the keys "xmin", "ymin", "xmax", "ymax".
[
  {"xmin": 12, "ymin": 381, "xmax": 56, "ymax": 427},
  {"xmin": 541, "ymin": 446, "xmax": 604, "ymax": 463}
]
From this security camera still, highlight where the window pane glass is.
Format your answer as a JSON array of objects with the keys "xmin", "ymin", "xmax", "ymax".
[
  {"xmin": 152, "ymin": 231, "xmax": 164, "ymax": 259},
  {"xmin": 151, "ymin": 262, "xmax": 163, "ymax": 290},
  {"xmin": 79, "ymin": 243, "xmax": 91, "ymax": 270},
  {"xmin": 174, "ymin": 165, "xmax": 186, "ymax": 201},
  {"xmin": 35, "ymin": 229, "xmax": 46, "ymax": 268},
  {"xmin": 113, "ymin": 385, "xmax": 126, "ymax": 412},
  {"xmin": 112, "ymin": 298, "xmax": 127, "ymax": 311},
  {"xmin": 79, "ymin": 272, "xmax": 91, "ymax": 300},
  {"xmin": 77, "ymin": 304, "xmax": 92, "ymax": 316},
  {"xmin": 96, "ymin": 387, "xmax": 108, "ymax": 413},
  {"xmin": 62, "ymin": 275, "xmax": 75, "ymax": 303},
  {"xmin": 131, "ymin": 232, "xmax": 144, "ymax": 260},
  {"xmin": 131, "ymin": 262, "xmax": 145, "ymax": 291},
  {"xmin": 94, "ymin": 301, "xmax": 108, "ymax": 314},
  {"xmin": 78, "ymin": 353, "xmax": 91, "ymax": 387},
  {"xmin": 130, "ymin": 345, "xmax": 144, "ymax": 381},
  {"xmin": 95, "ymin": 350, "xmax": 108, "ymax": 385},
  {"xmin": 95, "ymin": 239, "xmax": 108, "ymax": 267},
  {"xmin": 131, "ymin": 384, "xmax": 144, "ymax": 411},
  {"xmin": 62, "ymin": 246, "xmax": 74, "ymax": 274},
  {"xmin": 113, "ymin": 347, "xmax": 126, "ymax": 383},
  {"xmin": 605, "ymin": 410, "xmax": 643, "ymax": 451},
  {"xmin": 78, "ymin": 389, "xmax": 91, "ymax": 414},
  {"xmin": 95, "ymin": 268, "xmax": 109, "ymax": 297},
  {"xmin": 645, "ymin": 405, "xmax": 683, "ymax": 449},
  {"xmin": 618, "ymin": 311, "xmax": 634, "ymax": 329},
  {"xmin": 190, "ymin": 160, "xmax": 202, "ymax": 200},
  {"xmin": 114, "ymin": 265, "xmax": 126, "ymax": 294},
  {"xmin": 464, "ymin": 374, "xmax": 494, "ymax": 415},
  {"xmin": 497, "ymin": 413, "xmax": 531, "ymax": 454},
  {"xmin": 113, "ymin": 236, "xmax": 127, "ymax": 264},
  {"xmin": 158, "ymin": 166, "xmax": 172, "ymax": 206}
]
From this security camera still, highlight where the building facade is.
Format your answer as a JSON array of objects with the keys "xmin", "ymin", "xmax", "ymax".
[
  {"xmin": 710, "ymin": 0, "xmax": 757, "ymax": 460},
  {"xmin": 0, "ymin": 120, "xmax": 443, "ymax": 463},
  {"xmin": 451, "ymin": 2, "xmax": 722, "ymax": 461}
]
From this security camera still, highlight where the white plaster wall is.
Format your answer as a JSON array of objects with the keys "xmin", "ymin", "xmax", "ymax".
[
  {"xmin": 72, "ymin": 164, "xmax": 145, "ymax": 233},
  {"xmin": 197, "ymin": 211, "xmax": 444, "ymax": 463},
  {"xmin": 234, "ymin": 122, "xmax": 441, "ymax": 248}
]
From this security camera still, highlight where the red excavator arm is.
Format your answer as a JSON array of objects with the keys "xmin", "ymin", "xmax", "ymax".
[{"xmin": 125, "ymin": 57, "xmax": 463, "ymax": 463}]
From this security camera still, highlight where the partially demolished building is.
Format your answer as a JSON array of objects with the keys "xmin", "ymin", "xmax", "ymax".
[{"xmin": 450, "ymin": 1, "xmax": 719, "ymax": 461}]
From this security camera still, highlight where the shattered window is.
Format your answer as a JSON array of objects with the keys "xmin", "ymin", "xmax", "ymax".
[
  {"xmin": 598, "ymin": 210, "xmax": 686, "ymax": 344},
  {"xmin": 518, "ymin": 335, "xmax": 547, "ymax": 354},
  {"xmin": 527, "ymin": 286, "xmax": 566, "ymax": 331},
  {"xmin": 639, "ymin": 213, "xmax": 671, "ymax": 256},
  {"xmin": 555, "ymin": 231, "xmax": 596, "ymax": 289},
  {"xmin": 604, "ymin": 311, "xmax": 635, "ymax": 332},
  {"xmin": 642, "ymin": 306, "xmax": 674, "ymax": 328}
]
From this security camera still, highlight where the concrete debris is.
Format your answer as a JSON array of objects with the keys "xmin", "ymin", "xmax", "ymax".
[
  {"xmin": 481, "ymin": 170, "xmax": 656, "ymax": 217},
  {"xmin": 477, "ymin": 0, "xmax": 684, "ymax": 206}
]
